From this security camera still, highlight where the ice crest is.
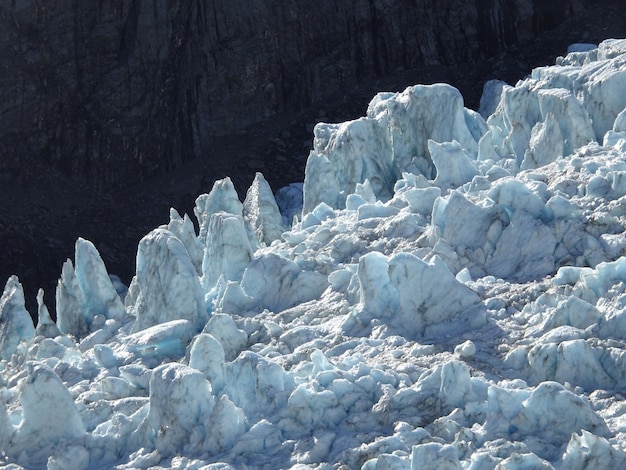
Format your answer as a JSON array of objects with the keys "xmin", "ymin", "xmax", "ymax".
[
  {"xmin": 130, "ymin": 228, "xmax": 206, "ymax": 333},
  {"xmin": 0, "ymin": 276, "xmax": 34, "ymax": 359}
]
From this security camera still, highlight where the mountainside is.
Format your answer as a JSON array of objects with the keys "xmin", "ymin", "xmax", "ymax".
[{"xmin": 1, "ymin": 0, "xmax": 583, "ymax": 189}]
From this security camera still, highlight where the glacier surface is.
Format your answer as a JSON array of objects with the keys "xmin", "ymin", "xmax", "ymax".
[{"xmin": 2, "ymin": 39, "xmax": 626, "ymax": 469}]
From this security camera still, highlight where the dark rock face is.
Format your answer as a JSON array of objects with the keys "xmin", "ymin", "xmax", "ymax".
[{"xmin": 0, "ymin": 0, "xmax": 583, "ymax": 190}]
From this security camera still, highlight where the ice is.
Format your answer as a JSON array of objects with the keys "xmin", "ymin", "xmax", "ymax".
[
  {"xmin": 194, "ymin": 177, "xmax": 244, "ymax": 245},
  {"xmin": 303, "ymin": 83, "xmax": 482, "ymax": 214},
  {"xmin": 561, "ymin": 430, "xmax": 626, "ymax": 469},
  {"xmin": 303, "ymin": 117, "xmax": 395, "ymax": 213},
  {"xmin": 203, "ymin": 313, "xmax": 247, "ymax": 361},
  {"xmin": 163, "ymin": 207, "xmax": 204, "ymax": 275},
  {"xmin": 232, "ymin": 252, "xmax": 328, "ymax": 312},
  {"xmin": 10, "ymin": 362, "xmax": 85, "ymax": 466},
  {"xmin": 454, "ymin": 340, "xmax": 476, "ymax": 358},
  {"xmin": 0, "ymin": 276, "xmax": 34, "ymax": 359},
  {"xmin": 243, "ymin": 172, "xmax": 286, "ymax": 246},
  {"xmin": 567, "ymin": 43, "xmax": 598, "ymax": 53},
  {"xmin": 4, "ymin": 37, "xmax": 626, "ymax": 469},
  {"xmin": 143, "ymin": 363, "xmax": 215, "ymax": 456},
  {"xmin": 55, "ymin": 239, "xmax": 126, "ymax": 339},
  {"xmin": 188, "ymin": 333, "xmax": 226, "ymax": 392},
  {"xmin": 74, "ymin": 238, "xmax": 126, "ymax": 322},
  {"xmin": 484, "ymin": 209, "xmax": 556, "ymax": 279},
  {"xmin": 125, "ymin": 319, "xmax": 195, "ymax": 360},
  {"xmin": 478, "ymin": 79, "xmax": 510, "ymax": 118},
  {"xmin": 410, "ymin": 442, "xmax": 462, "ymax": 469},
  {"xmin": 201, "ymin": 212, "xmax": 254, "ymax": 292},
  {"xmin": 130, "ymin": 228, "xmax": 206, "ymax": 333},
  {"xmin": 366, "ymin": 84, "xmax": 481, "ymax": 177},
  {"xmin": 275, "ymin": 182, "xmax": 304, "ymax": 226},
  {"xmin": 537, "ymin": 88, "xmax": 595, "ymax": 156},
  {"xmin": 429, "ymin": 140, "xmax": 479, "ymax": 190},
  {"xmin": 521, "ymin": 112, "xmax": 564, "ymax": 170},
  {"xmin": 35, "ymin": 288, "xmax": 61, "ymax": 338},
  {"xmin": 56, "ymin": 258, "xmax": 87, "ymax": 337}
]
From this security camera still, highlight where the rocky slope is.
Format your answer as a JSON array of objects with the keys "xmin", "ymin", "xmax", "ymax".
[{"xmin": 1, "ymin": 0, "xmax": 583, "ymax": 189}]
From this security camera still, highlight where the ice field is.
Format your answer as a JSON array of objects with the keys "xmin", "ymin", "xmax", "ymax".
[{"xmin": 3, "ymin": 39, "xmax": 626, "ymax": 469}]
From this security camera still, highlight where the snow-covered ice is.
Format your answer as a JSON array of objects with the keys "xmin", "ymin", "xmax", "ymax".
[{"xmin": 3, "ymin": 38, "xmax": 626, "ymax": 469}]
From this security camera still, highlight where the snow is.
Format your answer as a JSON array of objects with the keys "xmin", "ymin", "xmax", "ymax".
[{"xmin": 3, "ymin": 39, "xmax": 626, "ymax": 468}]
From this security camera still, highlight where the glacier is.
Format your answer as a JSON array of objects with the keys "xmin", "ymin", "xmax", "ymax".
[{"xmin": 2, "ymin": 38, "xmax": 626, "ymax": 469}]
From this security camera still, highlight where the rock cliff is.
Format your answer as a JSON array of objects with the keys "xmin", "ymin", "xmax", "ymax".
[{"xmin": 0, "ymin": 0, "xmax": 583, "ymax": 189}]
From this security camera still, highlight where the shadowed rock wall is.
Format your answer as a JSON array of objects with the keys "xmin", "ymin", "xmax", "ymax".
[{"xmin": 0, "ymin": 0, "xmax": 582, "ymax": 189}]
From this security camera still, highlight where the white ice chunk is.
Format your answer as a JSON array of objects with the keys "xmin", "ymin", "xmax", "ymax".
[
  {"xmin": 497, "ymin": 452, "xmax": 554, "ymax": 469},
  {"xmin": 75, "ymin": 238, "xmax": 125, "ymax": 322},
  {"xmin": 545, "ymin": 194, "xmax": 578, "ymax": 219},
  {"xmin": 144, "ymin": 363, "xmax": 215, "ymax": 457},
  {"xmin": 287, "ymin": 382, "xmax": 346, "ymax": 429},
  {"xmin": 225, "ymin": 351, "xmax": 287, "ymax": 416},
  {"xmin": 544, "ymin": 296, "xmax": 601, "ymax": 331},
  {"xmin": 429, "ymin": 140, "xmax": 479, "ymax": 190},
  {"xmin": 353, "ymin": 251, "xmax": 398, "ymax": 322},
  {"xmin": 346, "ymin": 179, "xmax": 377, "ymax": 210},
  {"xmin": 237, "ymin": 253, "xmax": 328, "ymax": 312},
  {"xmin": 486, "ymin": 210, "xmax": 556, "ymax": 280},
  {"xmin": 431, "ymin": 191, "xmax": 507, "ymax": 261},
  {"xmin": 526, "ymin": 339, "xmax": 614, "ymax": 391},
  {"xmin": 35, "ymin": 288, "xmax": 61, "ymax": 338},
  {"xmin": 580, "ymin": 56, "xmax": 626, "ymax": 140},
  {"xmin": 303, "ymin": 117, "xmax": 395, "ymax": 213},
  {"xmin": 537, "ymin": 88, "xmax": 595, "ymax": 155},
  {"xmin": 603, "ymin": 129, "xmax": 626, "ymax": 152},
  {"xmin": 131, "ymin": 228, "xmax": 206, "ymax": 333},
  {"xmin": 57, "ymin": 239, "xmax": 124, "ymax": 339},
  {"xmin": 194, "ymin": 177, "xmax": 243, "ymax": 245},
  {"xmin": 614, "ymin": 107, "xmax": 626, "ymax": 132},
  {"xmin": 11, "ymin": 362, "xmax": 85, "ymax": 465},
  {"xmin": 0, "ymin": 276, "xmax": 34, "ymax": 359},
  {"xmin": 203, "ymin": 313, "xmax": 247, "ymax": 361},
  {"xmin": 402, "ymin": 187, "xmax": 441, "ymax": 215},
  {"xmin": 47, "ymin": 445, "xmax": 90, "ymax": 470},
  {"xmin": 56, "ymin": 259, "xmax": 87, "ymax": 337},
  {"xmin": 561, "ymin": 429, "xmax": 626, "ymax": 469},
  {"xmin": 455, "ymin": 340, "xmax": 476, "ymax": 358},
  {"xmin": 410, "ymin": 442, "xmax": 462, "ymax": 469},
  {"xmin": 163, "ymin": 207, "xmax": 203, "ymax": 276},
  {"xmin": 348, "ymin": 252, "xmax": 484, "ymax": 338},
  {"xmin": 367, "ymin": 83, "xmax": 481, "ymax": 179},
  {"xmin": 477, "ymin": 130, "xmax": 501, "ymax": 162},
  {"xmin": 464, "ymin": 108, "xmax": 489, "ymax": 143},
  {"xmin": 487, "ymin": 178, "xmax": 547, "ymax": 220},
  {"xmin": 415, "ymin": 360, "xmax": 476, "ymax": 413},
  {"xmin": 362, "ymin": 453, "xmax": 410, "ymax": 469},
  {"xmin": 521, "ymin": 113, "xmax": 564, "ymax": 170},
  {"xmin": 126, "ymin": 319, "xmax": 194, "ymax": 359},
  {"xmin": 243, "ymin": 172, "xmax": 286, "ymax": 246},
  {"xmin": 202, "ymin": 212, "xmax": 254, "ymax": 291},
  {"xmin": 189, "ymin": 333, "xmax": 226, "ymax": 392},
  {"xmin": 488, "ymin": 80, "xmax": 542, "ymax": 162},
  {"xmin": 597, "ymin": 38, "xmax": 626, "ymax": 60},
  {"xmin": 485, "ymin": 381, "xmax": 608, "ymax": 460}
]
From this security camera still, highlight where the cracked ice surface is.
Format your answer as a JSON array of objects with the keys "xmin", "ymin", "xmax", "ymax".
[{"xmin": 2, "ymin": 39, "xmax": 626, "ymax": 469}]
